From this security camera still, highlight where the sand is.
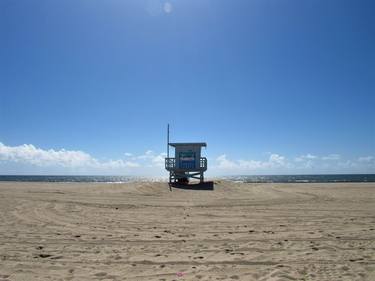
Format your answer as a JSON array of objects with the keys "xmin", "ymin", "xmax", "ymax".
[{"xmin": 0, "ymin": 181, "xmax": 374, "ymax": 281}]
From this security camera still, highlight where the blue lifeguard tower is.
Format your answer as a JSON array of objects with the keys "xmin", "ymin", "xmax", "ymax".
[{"xmin": 165, "ymin": 125, "xmax": 207, "ymax": 184}]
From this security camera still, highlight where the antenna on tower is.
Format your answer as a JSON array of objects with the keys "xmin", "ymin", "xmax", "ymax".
[{"xmin": 167, "ymin": 123, "xmax": 170, "ymax": 159}]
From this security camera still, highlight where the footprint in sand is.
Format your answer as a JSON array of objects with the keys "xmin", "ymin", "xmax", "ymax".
[
  {"xmin": 38, "ymin": 254, "xmax": 52, "ymax": 258},
  {"xmin": 94, "ymin": 272, "xmax": 107, "ymax": 277},
  {"xmin": 193, "ymin": 256, "xmax": 204, "ymax": 260}
]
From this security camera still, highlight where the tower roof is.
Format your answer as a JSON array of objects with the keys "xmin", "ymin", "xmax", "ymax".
[{"xmin": 169, "ymin": 142, "xmax": 207, "ymax": 147}]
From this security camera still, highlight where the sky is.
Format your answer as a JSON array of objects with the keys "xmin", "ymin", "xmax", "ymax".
[{"xmin": 0, "ymin": 0, "xmax": 374, "ymax": 176}]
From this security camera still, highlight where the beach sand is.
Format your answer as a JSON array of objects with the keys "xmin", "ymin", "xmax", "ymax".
[{"xmin": 0, "ymin": 181, "xmax": 374, "ymax": 281}]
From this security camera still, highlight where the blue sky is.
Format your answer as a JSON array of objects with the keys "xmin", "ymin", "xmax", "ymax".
[{"xmin": 1, "ymin": 0, "xmax": 374, "ymax": 176}]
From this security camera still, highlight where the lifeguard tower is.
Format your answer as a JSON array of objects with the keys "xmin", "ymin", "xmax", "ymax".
[{"xmin": 164, "ymin": 126, "xmax": 207, "ymax": 184}]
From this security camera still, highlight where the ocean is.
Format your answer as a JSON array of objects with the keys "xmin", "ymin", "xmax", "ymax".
[
  {"xmin": 0, "ymin": 175, "xmax": 141, "ymax": 183},
  {"xmin": 224, "ymin": 174, "xmax": 375, "ymax": 183},
  {"xmin": 0, "ymin": 174, "xmax": 374, "ymax": 183}
]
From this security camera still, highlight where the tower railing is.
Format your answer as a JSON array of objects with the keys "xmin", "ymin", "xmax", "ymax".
[
  {"xmin": 165, "ymin": 158, "xmax": 176, "ymax": 170},
  {"xmin": 165, "ymin": 157, "xmax": 207, "ymax": 171}
]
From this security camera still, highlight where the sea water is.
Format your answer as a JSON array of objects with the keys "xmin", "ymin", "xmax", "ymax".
[
  {"xmin": 224, "ymin": 174, "xmax": 375, "ymax": 183},
  {"xmin": 0, "ymin": 174, "xmax": 374, "ymax": 183}
]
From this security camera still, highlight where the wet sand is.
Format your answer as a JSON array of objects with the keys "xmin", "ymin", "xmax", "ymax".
[{"xmin": 0, "ymin": 181, "xmax": 374, "ymax": 280}]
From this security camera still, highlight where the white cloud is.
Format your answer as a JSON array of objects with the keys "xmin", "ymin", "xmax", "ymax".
[
  {"xmin": 215, "ymin": 153, "xmax": 288, "ymax": 172},
  {"xmin": 0, "ymin": 142, "xmax": 172, "ymax": 176},
  {"xmin": 1, "ymin": 142, "xmax": 374, "ymax": 176},
  {"xmin": 151, "ymin": 153, "xmax": 167, "ymax": 167},
  {"xmin": 145, "ymin": 150, "xmax": 153, "ymax": 155},
  {"xmin": 137, "ymin": 150, "xmax": 154, "ymax": 160},
  {"xmin": 213, "ymin": 152, "xmax": 375, "ymax": 175},
  {"xmin": 269, "ymin": 153, "xmax": 285, "ymax": 165},
  {"xmin": 237, "ymin": 159, "xmax": 264, "ymax": 170},
  {"xmin": 216, "ymin": 154, "xmax": 238, "ymax": 169},
  {"xmin": 0, "ymin": 142, "xmax": 97, "ymax": 167},
  {"xmin": 163, "ymin": 2, "xmax": 173, "ymax": 13},
  {"xmin": 295, "ymin": 154, "xmax": 317, "ymax": 162},
  {"xmin": 0, "ymin": 142, "xmax": 141, "ymax": 171},
  {"xmin": 123, "ymin": 161, "xmax": 140, "ymax": 168},
  {"xmin": 306, "ymin": 154, "xmax": 317, "ymax": 159},
  {"xmin": 134, "ymin": 150, "xmax": 167, "ymax": 168},
  {"xmin": 322, "ymin": 154, "xmax": 341, "ymax": 161},
  {"xmin": 101, "ymin": 159, "xmax": 140, "ymax": 169},
  {"xmin": 358, "ymin": 156, "xmax": 374, "ymax": 162}
]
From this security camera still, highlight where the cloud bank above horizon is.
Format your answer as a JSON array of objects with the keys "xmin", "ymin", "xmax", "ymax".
[{"xmin": 0, "ymin": 142, "xmax": 374, "ymax": 176}]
